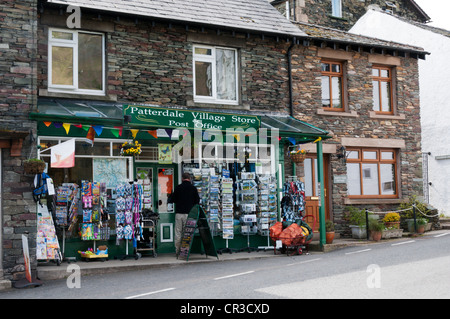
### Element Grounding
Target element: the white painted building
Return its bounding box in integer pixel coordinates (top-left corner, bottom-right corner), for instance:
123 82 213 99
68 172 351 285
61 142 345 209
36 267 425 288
350 8 450 216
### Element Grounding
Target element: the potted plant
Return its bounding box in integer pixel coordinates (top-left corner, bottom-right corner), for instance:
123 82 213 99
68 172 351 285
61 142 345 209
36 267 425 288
369 219 384 242
120 140 142 157
382 212 400 229
417 218 427 234
325 220 335 244
24 158 46 175
289 148 307 163
345 206 367 239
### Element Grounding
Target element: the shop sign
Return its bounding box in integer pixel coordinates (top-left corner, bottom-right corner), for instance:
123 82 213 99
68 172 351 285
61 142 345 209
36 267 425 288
123 105 260 131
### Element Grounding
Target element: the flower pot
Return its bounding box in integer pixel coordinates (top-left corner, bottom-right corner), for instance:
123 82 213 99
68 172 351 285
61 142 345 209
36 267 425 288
371 231 382 242
350 225 366 239
326 231 335 244
289 152 306 163
24 160 46 175
417 225 425 234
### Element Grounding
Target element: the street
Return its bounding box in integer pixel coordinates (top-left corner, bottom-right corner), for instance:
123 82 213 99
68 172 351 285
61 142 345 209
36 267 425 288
1 231 450 301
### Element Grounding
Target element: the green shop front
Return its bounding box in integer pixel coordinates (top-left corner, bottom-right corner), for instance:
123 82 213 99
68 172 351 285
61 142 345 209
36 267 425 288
31 98 330 260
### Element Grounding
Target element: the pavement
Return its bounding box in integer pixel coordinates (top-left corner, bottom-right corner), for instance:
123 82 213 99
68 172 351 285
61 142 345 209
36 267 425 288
0 229 446 290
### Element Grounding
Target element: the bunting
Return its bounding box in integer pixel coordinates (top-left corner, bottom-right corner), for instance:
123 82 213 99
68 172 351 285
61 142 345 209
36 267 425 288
130 129 139 139
62 123 71 134
148 130 158 139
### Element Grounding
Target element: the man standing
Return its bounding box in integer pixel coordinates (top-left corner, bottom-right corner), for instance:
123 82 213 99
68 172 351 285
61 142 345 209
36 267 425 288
170 172 200 256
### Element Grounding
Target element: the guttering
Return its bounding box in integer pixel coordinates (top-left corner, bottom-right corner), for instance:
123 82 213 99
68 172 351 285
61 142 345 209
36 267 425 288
287 36 296 117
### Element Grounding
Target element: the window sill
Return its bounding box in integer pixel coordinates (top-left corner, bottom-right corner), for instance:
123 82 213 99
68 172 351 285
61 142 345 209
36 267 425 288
344 198 402 205
317 109 358 117
40 89 117 102
369 111 405 120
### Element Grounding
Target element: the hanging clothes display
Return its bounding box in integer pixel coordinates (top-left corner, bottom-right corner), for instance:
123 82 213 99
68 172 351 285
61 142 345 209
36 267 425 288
281 180 305 222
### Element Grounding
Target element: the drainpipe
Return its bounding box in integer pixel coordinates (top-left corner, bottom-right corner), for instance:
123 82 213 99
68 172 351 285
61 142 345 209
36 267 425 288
287 37 296 117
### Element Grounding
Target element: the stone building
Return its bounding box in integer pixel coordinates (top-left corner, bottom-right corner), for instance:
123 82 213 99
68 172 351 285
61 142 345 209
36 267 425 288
271 0 430 30
0 0 427 283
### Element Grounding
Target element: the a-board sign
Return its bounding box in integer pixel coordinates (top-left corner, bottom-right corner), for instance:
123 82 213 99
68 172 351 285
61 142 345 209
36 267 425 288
178 205 218 261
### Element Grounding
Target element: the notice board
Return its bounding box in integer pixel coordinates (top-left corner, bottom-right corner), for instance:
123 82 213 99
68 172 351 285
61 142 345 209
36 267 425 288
178 205 218 261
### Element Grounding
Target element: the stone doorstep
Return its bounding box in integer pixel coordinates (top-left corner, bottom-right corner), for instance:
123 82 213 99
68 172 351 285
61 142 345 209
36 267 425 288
0 280 12 291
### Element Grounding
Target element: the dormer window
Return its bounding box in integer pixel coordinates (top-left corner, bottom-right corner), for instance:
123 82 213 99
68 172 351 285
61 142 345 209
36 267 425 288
331 0 342 18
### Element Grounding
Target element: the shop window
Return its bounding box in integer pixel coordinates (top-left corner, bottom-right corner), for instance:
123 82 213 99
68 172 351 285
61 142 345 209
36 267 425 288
39 138 131 188
321 60 344 111
346 148 398 198
193 45 238 105
372 65 394 114
48 28 105 95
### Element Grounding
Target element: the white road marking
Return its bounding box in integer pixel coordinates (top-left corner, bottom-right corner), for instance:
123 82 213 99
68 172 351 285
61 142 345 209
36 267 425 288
286 258 321 266
391 240 415 246
345 248 371 255
125 287 176 299
434 232 450 238
214 271 254 280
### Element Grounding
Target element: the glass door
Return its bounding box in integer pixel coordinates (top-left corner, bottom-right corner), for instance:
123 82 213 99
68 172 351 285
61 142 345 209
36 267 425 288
135 163 177 254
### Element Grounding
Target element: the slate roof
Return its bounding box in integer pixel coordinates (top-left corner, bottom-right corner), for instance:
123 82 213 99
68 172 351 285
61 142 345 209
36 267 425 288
295 21 429 58
46 0 307 37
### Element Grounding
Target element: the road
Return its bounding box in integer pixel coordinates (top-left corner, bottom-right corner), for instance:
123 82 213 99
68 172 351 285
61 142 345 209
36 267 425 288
1 231 450 303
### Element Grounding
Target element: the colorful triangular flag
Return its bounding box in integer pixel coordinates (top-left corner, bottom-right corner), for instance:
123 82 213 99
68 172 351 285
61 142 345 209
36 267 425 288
148 130 158 139
287 137 296 145
92 125 104 136
62 123 71 134
130 129 139 139
43 121 52 127
114 126 123 137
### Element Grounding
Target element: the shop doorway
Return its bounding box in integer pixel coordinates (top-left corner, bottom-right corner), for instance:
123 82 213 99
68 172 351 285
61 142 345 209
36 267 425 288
135 163 178 254
304 155 330 231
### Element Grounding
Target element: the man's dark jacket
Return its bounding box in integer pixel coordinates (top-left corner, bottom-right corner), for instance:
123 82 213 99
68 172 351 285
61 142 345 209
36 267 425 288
169 181 200 214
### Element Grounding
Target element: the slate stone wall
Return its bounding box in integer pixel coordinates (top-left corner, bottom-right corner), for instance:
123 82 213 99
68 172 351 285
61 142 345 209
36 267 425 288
0 0 38 281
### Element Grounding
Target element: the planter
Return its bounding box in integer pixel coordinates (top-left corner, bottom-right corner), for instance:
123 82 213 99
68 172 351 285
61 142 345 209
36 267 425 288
370 231 382 242
350 225 366 239
289 152 306 163
382 228 403 239
405 219 429 233
326 231 335 244
24 160 46 175
384 221 400 229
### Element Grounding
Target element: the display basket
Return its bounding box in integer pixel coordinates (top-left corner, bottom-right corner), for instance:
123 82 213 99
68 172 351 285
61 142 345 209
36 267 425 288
289 152 306 163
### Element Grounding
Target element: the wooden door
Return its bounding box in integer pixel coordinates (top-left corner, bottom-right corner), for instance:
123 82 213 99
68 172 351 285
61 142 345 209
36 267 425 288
303 155 330 232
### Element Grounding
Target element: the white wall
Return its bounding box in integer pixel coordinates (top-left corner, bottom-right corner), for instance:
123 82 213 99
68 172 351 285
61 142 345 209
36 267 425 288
350 9 450 215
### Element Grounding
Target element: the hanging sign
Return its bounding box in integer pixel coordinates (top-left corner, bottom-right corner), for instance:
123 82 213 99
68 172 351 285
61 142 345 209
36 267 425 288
123 105 260 132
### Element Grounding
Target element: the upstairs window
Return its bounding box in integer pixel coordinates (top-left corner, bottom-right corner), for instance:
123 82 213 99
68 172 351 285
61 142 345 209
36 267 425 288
321 60 344 111
193 45 238 105
331 0 342 18
48 28 105 95
372 65 393 114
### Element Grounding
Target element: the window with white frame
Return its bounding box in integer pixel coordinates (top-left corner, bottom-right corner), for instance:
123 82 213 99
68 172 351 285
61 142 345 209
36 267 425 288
331 0 342 18
48 28 105 95
193 45 238 105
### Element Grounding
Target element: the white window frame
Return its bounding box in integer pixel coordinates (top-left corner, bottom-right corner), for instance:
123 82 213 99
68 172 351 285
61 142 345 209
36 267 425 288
48 28 106 96
331 0 342 18
193 45 239 105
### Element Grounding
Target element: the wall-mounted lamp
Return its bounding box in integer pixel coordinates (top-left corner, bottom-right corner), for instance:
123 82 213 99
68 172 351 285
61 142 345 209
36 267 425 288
336 145 347 163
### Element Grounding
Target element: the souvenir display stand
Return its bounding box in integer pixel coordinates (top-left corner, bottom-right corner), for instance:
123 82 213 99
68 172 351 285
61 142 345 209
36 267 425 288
54 183 78 263
114 182 144 260
178 205 218 261
36 202 62 266
77 180 111 261
257 175 278 251
135 209 158 258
